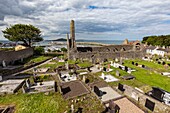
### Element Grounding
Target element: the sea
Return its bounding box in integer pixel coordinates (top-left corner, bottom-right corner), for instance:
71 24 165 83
0 40 134 46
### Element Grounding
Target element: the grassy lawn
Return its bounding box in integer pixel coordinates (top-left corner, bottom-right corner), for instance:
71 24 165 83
40 62 65 71
123 59 170 92
77 62 92 69
99 59 170 92
69 94 105 113
24 56 52 66
0 93 68 113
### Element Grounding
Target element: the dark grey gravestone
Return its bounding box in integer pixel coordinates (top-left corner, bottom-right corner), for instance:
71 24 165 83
145 99 155 111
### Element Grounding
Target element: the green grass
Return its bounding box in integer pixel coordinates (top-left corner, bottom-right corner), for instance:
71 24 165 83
77 62 92 69
123 59 170 92
24 56 51 66
40 62 65 71
0 93 68 113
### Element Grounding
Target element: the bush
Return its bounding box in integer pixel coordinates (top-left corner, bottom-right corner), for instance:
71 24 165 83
61 47 67 52
34 47 44 55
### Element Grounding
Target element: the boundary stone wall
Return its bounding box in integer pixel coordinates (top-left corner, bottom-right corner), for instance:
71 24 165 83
0 48 33 65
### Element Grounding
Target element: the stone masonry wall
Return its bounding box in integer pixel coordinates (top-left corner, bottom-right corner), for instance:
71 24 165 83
0 48 33 65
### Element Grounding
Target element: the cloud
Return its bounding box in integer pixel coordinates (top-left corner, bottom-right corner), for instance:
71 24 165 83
0 0 170 40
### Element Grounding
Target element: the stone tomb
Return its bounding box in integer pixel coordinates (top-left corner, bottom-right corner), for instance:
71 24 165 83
61 80 89 99
60 72 77 82
0 105 15 113
99 73 119 82
22 79 56 94
36 68 49 73
0 79 25 94
98 87 122 103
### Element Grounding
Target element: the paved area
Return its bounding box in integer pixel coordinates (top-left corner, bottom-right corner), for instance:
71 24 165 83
99 87 122 103
114 97 144 113
61 80 89 99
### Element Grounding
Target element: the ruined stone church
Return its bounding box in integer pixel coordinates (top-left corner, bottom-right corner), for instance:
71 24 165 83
67 20 144 63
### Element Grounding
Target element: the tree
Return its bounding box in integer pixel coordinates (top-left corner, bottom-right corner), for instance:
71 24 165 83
2 24 43 47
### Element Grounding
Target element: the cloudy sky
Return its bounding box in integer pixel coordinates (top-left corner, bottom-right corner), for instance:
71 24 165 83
0 0 170 40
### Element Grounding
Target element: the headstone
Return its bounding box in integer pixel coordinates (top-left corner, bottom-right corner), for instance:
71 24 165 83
82 75 86 82
2 60 6 67
132 61 134 65
118 83 125 91
145 99 155 111
26 79 31 88
131 92 139 101
120 57 123 65
125 66 128 72
115 58 119 62
94 86 102 97
66 62 69 70
71 104 74 113
116 70 120 76
0 76 2 81
101 73 105 77
108 64 110 69
110 61 113 65
103 67 106 72
135 63 138 66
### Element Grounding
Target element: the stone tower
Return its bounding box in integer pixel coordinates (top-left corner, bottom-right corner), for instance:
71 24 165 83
70 20 76 49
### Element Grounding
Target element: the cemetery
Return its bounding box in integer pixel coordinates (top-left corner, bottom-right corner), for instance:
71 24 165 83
1 53 170 112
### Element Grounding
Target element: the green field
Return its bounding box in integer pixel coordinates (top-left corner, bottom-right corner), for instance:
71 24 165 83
106 59 170 92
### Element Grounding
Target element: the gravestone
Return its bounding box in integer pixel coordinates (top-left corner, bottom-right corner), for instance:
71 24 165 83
2 60 6 67
26 79 31 88
135 63 138 66
82 76 86 82
65 62 69 70
132 61 134 65
108 64 110 69
142 65 145 68
118 83 125 91
115 58 119 62
131 92 139 101
116 70 120 76
0 76 2 81
145 99 155 111
120 57 123 65
71 104 74 113
125 66 128 72
103 67 106 72
94 86 102 97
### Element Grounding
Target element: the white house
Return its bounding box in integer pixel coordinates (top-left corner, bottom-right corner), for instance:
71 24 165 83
146 46 169 57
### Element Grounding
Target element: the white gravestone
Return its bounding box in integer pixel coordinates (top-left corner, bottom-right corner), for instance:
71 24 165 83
2 60 6 67
0 76 2 81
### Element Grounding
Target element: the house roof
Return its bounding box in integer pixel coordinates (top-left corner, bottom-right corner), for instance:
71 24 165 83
146 46 156 50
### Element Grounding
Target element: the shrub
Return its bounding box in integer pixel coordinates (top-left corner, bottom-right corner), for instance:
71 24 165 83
34 47 44 55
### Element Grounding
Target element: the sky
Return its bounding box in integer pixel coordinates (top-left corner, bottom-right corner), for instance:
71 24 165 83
0 0 170 41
